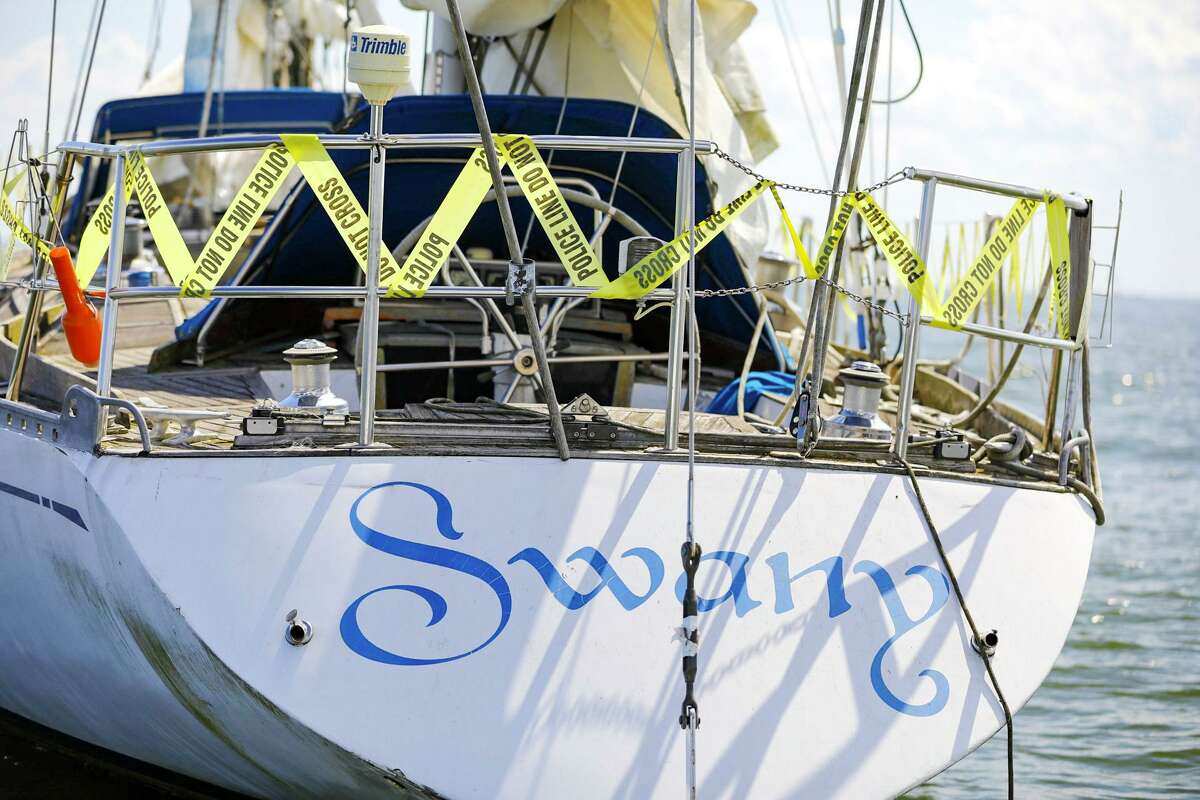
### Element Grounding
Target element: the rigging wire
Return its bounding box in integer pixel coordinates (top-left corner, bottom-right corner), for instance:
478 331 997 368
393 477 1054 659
33 6 58 274
871 0 922 104
784 0 881 447
343 0 354 115
592 11 661 242
785 4 838 153
681 2 701 799
420 11 432 94
882 0 895 209
198 0 228 140
519 7 573 256
543 10 662 352
44 0 57 162
25 153 66 248
870 0 898 359
142 0 165 84
686 0 698 551
825 0 847 115
771 0 830 184
69 0 107 143
63 0 100 143
0 128 19 276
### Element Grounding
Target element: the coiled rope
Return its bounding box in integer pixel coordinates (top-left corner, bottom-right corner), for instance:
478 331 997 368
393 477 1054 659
974 427 1106 526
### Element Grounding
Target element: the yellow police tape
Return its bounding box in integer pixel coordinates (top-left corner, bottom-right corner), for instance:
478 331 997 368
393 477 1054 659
770 185 817 279
0 172 23 280
812 195 855 279
591 180 771 300
799 191 938 313
127 151 194 285
808 190 1071 336
388 134 608 298
73 134 606 299
387 147 492 298
0 169 32 280
0 168 52 262
497 134 606 288
179 144 295 297
77 150 193 287
849 191 941 313
76 148 291 296
776 185 846 321
937 197 1039 329
0 226 15 282
589 183 937 310
280 133 402 297
1045 192 1072 339
65 133 1079 335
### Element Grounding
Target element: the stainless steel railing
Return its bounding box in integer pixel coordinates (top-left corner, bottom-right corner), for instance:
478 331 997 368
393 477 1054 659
57 133 717 159
895 168 1093 464
43 133 706 450
904 167 1089 212
14 131 1093 464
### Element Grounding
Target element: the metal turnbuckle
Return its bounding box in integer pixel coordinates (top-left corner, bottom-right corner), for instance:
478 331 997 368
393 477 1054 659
678 540 702 730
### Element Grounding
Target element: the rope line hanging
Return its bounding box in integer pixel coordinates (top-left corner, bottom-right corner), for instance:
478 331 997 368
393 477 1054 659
897 457 1015 800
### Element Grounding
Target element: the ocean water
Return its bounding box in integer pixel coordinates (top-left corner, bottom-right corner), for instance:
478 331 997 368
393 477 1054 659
1 296 1196 798
909 294 1200 798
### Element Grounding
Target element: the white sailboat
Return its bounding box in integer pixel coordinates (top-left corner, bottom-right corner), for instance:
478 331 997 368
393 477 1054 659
0 1 1111 798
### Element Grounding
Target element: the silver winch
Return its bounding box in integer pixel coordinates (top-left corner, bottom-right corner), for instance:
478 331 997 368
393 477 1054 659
280 339 348 415
824 360 892 441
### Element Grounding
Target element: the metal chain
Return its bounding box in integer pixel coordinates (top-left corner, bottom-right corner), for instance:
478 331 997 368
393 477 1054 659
712 144 908 197
701 143 910 323
695 273 909 325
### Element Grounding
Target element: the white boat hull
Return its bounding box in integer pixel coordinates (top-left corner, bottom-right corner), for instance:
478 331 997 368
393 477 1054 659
0 429 1095 798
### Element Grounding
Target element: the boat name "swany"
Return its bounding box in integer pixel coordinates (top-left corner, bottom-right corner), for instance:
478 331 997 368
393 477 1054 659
339 481 952 718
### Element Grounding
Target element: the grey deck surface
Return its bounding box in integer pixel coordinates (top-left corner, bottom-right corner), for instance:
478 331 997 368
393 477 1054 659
45 346 258 447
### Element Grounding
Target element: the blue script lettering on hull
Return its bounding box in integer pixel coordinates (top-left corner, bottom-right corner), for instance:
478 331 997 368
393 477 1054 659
340 482 511 665
340 482 952 717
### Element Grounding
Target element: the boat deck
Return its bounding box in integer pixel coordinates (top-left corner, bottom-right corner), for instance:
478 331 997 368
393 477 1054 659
11 296 1051 500
39 343 771 454
5 305 1087 507
43 346 257 448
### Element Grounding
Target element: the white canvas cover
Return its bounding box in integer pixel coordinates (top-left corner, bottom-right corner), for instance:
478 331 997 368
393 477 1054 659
406 0 779 285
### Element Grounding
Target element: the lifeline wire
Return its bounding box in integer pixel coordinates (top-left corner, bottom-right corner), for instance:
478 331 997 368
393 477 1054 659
898 458 1015 800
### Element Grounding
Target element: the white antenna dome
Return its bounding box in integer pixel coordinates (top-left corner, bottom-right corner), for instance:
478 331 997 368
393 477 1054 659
347 25 411 105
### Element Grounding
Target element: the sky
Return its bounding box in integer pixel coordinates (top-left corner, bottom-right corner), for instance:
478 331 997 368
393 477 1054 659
0 0 1191 300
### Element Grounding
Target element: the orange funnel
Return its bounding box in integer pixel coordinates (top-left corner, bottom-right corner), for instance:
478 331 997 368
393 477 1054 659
49 246 102 368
